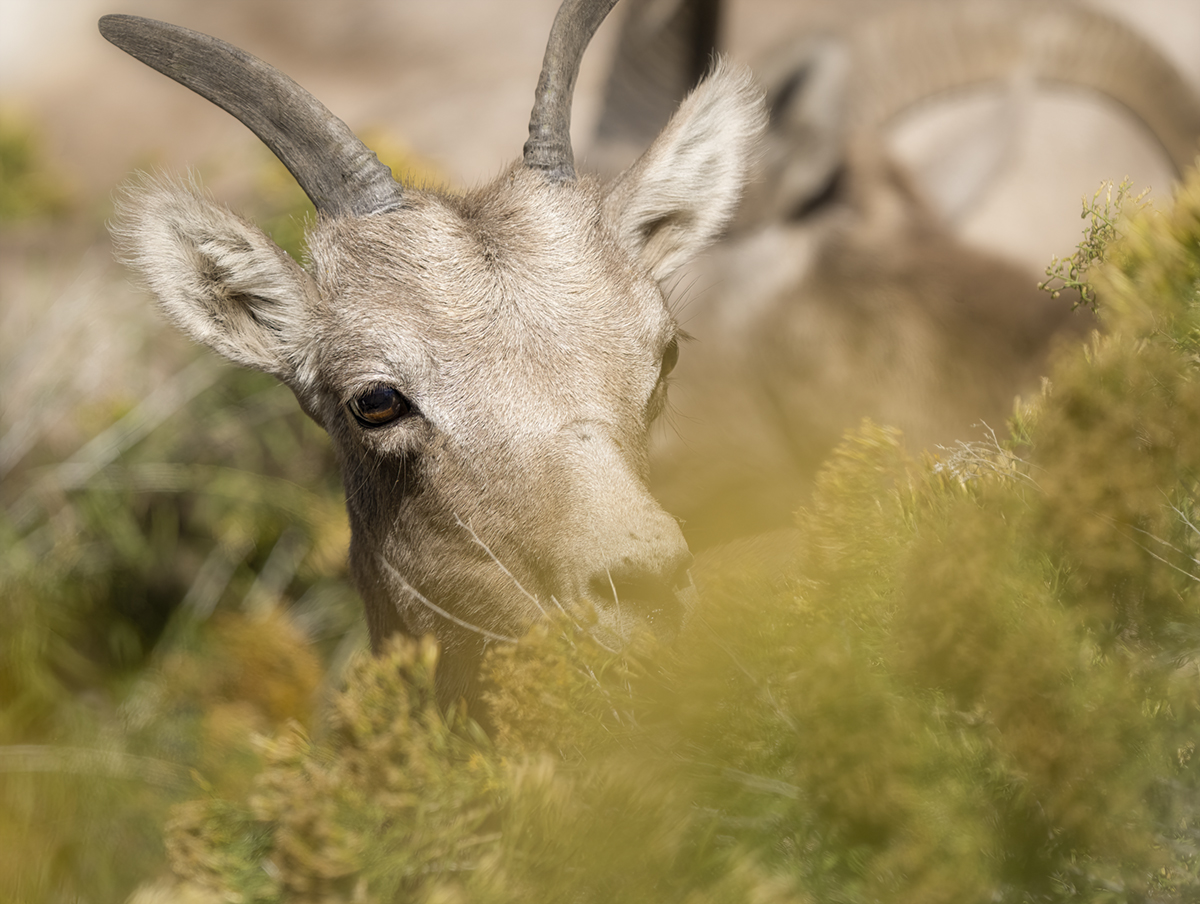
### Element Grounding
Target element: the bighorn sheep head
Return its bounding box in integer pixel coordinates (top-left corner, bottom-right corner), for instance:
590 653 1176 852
102 0 766 706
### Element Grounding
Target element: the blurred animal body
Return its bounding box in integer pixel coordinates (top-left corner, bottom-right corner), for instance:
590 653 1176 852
592 0 1200 547
102 0 766 705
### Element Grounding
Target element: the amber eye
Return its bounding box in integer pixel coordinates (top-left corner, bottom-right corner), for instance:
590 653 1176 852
348 386 411 427
659 337 680 380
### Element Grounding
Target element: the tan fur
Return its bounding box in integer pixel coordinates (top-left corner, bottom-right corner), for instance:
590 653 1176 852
114 63 767 706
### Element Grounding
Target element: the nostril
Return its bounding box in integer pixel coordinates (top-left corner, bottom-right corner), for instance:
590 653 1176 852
587 564 688 634
669 557 694 593
588 571 665 610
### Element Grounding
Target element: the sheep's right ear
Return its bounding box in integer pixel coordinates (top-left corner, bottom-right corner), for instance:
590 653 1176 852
113 177 317 387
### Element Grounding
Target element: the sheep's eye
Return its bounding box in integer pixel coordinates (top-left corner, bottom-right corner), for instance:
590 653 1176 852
659 337 680 380
349 386 411 427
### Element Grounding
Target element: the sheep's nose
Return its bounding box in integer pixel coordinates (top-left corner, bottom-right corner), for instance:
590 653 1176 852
587 550 695 639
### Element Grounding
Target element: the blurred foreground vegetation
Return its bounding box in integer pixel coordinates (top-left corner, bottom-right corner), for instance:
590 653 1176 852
4 154 1200 901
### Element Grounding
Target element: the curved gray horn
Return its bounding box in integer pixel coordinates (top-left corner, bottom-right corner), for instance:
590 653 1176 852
98 14 404 217
849 1 1200 175
524 0 621 181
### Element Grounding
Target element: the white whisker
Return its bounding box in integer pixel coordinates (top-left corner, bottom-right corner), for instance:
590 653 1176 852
454 514 548 617
606 567 624 638
588 634 622 655
550 594 620 654
378 554 518 643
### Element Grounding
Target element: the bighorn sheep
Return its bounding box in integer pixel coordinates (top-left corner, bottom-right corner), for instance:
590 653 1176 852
102 0 766 705
591 0 1200 548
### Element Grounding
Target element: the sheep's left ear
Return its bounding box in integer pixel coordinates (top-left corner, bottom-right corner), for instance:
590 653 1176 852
603 59 767 281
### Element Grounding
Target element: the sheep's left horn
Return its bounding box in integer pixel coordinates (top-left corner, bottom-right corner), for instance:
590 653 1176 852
99 14 404 217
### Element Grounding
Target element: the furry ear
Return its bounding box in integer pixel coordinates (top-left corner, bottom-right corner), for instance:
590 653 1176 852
745 36 850 225
603 59 767 281
113 176 317 386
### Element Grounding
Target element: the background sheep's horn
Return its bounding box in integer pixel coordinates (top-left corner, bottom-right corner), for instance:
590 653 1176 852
847 1 1200 174
99 14 404 217
523 0 620 181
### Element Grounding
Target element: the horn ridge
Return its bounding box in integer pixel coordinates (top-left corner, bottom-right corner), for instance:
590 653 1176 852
98 14 404 217
524 0 621 181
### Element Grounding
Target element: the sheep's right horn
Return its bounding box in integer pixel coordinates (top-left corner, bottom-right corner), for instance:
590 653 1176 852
524 0 621 182
99 14 404 217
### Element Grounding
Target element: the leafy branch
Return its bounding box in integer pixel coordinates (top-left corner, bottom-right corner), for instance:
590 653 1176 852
1039 178 1149 311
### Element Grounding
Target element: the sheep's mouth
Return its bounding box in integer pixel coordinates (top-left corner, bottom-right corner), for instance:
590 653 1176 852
586 562 696 644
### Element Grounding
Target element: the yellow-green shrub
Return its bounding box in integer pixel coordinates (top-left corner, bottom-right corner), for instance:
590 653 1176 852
140 165 1200 902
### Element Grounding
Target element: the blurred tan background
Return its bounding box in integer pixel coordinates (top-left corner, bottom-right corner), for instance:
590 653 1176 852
1 0 1197 194
2 0 1199 497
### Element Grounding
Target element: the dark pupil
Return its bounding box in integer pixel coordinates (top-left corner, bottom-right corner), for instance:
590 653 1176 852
350 387 409 426
660 339 679 379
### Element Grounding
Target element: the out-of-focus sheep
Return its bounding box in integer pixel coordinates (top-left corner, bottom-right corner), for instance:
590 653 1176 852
590 0 1200 548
